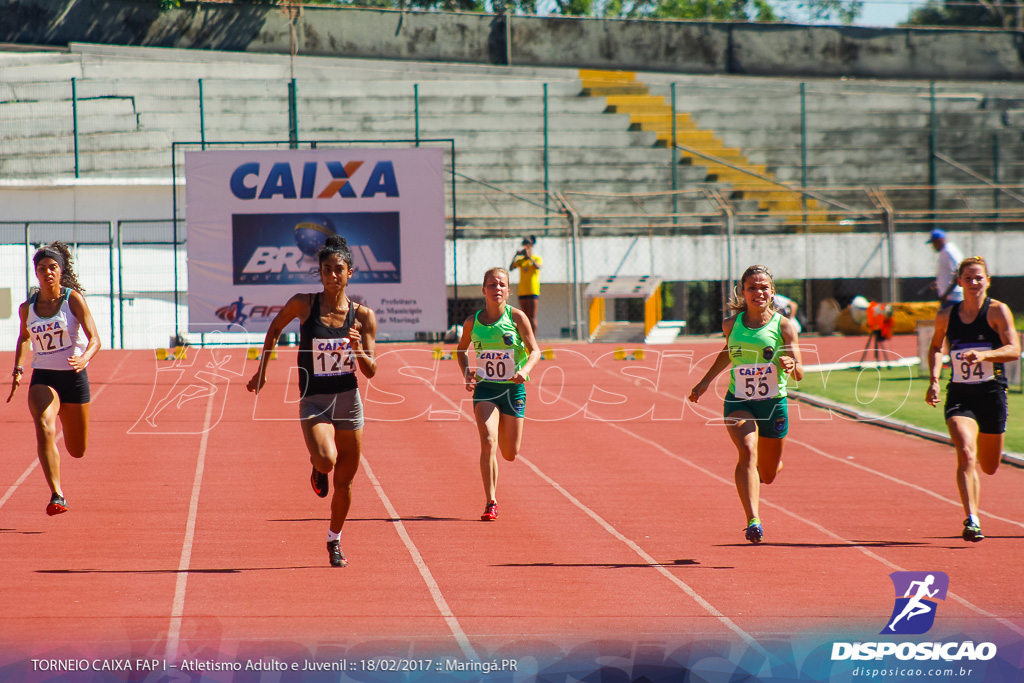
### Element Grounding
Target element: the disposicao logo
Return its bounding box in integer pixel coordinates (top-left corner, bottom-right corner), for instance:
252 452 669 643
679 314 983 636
883 571 948 635
830 571 997 663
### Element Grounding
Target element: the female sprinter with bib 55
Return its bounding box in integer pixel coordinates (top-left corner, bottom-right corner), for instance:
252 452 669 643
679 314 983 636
247 235 378 567
925 256 1019 542
8 242 101 516
456 267 540 521
688 265 802 544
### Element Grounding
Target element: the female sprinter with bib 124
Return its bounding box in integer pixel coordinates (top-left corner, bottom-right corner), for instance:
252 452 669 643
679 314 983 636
247 235 377 567
8 242 101 516
456 267 540 521
688 265 802 544
925 256 1019 542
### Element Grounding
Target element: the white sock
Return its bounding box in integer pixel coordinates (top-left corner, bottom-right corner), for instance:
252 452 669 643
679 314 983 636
327 530 341 543
968 514 980 527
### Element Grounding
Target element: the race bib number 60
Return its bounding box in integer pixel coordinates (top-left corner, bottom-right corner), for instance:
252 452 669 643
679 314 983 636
476 350 515 381
313 338 356 377
951 347 994 384
734 363 779 400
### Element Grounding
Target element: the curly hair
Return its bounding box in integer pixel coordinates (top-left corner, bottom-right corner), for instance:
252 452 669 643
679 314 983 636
33 241 85 293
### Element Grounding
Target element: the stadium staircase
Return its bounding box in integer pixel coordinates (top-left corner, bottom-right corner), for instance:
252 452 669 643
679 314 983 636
579 69 837 232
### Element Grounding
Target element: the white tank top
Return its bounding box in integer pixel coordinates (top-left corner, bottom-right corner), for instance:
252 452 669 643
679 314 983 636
27 289 89 371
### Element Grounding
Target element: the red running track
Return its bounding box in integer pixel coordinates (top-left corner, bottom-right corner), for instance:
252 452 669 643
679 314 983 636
1 336 1022 679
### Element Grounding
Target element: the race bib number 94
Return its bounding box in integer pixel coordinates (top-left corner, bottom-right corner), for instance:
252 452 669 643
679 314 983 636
313 338 356 377
476 350 515 381
951 347 994 384
734 363 779 400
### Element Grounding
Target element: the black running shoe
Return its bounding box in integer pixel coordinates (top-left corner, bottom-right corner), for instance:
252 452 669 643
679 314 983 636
327 540 348 567
46 493 68 516
310 466 329 498
962 518 984 542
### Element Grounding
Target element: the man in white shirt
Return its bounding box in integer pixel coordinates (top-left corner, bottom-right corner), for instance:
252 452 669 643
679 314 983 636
928 229 963 310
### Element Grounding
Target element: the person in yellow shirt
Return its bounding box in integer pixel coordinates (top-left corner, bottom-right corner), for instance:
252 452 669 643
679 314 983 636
509 236 542 336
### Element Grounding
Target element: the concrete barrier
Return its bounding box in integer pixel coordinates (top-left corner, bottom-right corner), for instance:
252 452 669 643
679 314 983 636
4 0 1024 81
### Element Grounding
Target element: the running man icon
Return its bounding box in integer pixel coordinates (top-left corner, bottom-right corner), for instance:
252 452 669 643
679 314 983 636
883 571 949 635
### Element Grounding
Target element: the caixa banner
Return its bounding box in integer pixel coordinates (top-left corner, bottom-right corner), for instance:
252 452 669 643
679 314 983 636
185 148 446 338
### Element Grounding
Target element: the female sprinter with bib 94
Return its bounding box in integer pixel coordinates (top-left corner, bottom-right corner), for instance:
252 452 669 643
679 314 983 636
8 242 101 516
456 267 540 521
925 256 1019 542
247 235 378 567
688 265 802 544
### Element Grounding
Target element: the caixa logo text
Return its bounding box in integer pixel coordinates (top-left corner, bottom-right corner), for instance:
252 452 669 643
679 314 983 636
831 642 996 662
230 161 398 199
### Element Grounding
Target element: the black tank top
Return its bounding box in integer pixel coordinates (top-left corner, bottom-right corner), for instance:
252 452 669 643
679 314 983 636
945 297 1007 388
298 293 359 396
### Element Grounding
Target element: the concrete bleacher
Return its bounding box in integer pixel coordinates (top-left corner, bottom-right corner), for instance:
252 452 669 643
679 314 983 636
3 43 1024 224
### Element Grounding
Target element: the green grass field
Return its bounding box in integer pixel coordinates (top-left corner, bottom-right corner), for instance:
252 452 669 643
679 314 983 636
794 366 1024 454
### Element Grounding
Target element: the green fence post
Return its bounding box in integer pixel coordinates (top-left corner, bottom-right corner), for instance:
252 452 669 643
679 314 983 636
108 221 115 348
414 83 420 147
288 79 298 148
198 78 206 150
800 83 807 193
929 82 937 216
671 82 678 227
543 83 549 227
117 221 124 349
72 78 80 178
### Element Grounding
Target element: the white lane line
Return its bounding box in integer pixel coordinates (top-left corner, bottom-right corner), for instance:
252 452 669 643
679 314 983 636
597 356 1023 528
164 389 216 662
361 458 479 662
414 364 770 659
611 365 1024 638
605 409 1024 638
789 437 1024 530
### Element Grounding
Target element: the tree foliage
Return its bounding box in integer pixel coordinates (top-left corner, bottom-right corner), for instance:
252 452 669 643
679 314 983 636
905 0 1022 28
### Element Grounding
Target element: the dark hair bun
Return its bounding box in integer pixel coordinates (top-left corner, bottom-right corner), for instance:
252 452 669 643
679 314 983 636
325 235 348 249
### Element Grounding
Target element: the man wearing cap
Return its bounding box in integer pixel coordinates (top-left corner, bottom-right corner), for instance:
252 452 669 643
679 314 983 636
928 229 964 309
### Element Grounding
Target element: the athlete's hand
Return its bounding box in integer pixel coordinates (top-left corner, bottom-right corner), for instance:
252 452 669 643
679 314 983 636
349 323 362 350
925 379 941 407
67 355 88 373
958 349 984 365
247 372 266 395
6 376 20 403
688 381 709 403
464 370 478 392
778 354 796 374
511 370 528 384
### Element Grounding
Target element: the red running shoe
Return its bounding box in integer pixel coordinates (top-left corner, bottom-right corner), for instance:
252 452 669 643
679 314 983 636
480 500 498 521
46 493 68 516
310 466 329 498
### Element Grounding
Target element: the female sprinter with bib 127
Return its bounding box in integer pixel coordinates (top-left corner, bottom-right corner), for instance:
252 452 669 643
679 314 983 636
925 256 1019 542
247 235 378 567
456 267 540 521
688 265 802 544
8 242 101 516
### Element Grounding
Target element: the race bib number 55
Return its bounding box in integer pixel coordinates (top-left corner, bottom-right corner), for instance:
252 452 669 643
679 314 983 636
476 350 515 381
313 338 356 377
951 347 994 384
734 363 779 400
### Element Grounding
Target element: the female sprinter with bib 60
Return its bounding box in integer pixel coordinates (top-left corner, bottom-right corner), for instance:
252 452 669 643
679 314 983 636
456 267 540 521
8 242 101 516
687 265 803 544
925 256 1019 542
247 235 378 567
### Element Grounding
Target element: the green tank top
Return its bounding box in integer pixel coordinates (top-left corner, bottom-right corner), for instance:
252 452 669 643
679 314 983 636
471 306 528 384
727 311 787 399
